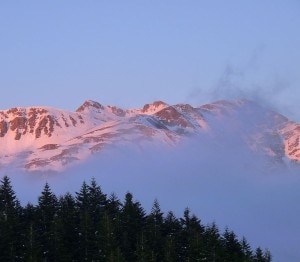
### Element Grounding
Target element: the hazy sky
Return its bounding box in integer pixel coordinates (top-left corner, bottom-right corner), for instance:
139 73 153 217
1 1 299 120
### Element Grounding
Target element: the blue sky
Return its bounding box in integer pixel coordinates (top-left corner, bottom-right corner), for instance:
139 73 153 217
1 1 299 120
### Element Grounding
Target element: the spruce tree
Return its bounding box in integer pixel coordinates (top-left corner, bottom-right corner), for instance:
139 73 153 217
145 199 164 261
0 176 273 262
179 208 205 261
22 203 39 262
254 247 264 261
222 228 243 262
203 222 223 261
101 193 124 261
0 175 21 261
163 211 181 261
120 192 146 261
87 177 108 261
36 182 58 262
75 181 93 261
88 177 107 224
56 193 78 261
254 247 272 262
179 208 191 260
187 214 205 261
263 249 272 262
241 236 253 261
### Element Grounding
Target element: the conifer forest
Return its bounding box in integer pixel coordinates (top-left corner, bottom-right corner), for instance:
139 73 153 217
0 176 272 262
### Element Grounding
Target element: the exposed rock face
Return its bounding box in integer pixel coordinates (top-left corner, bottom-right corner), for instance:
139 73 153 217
1 109 60 140
142 101 167 113
280 123 300 161
0 99 299 172
107 106 126 117
76 100 104 113
156 107 188 127
0 120 8 137
39 144 59 150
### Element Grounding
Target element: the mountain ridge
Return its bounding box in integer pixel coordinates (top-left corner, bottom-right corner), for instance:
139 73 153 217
0 99 299 172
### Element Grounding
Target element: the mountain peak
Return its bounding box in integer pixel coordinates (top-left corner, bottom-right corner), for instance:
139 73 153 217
0 98 299 171
76 100 104 113
141 100 168 114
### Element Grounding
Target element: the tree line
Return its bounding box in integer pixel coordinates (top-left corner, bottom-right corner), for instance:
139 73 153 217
0 175 271 261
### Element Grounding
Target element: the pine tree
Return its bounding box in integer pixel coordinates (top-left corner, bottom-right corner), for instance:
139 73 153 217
179 208 205 261
162 211 181 261
254 247 264 261
179 208 191 260
0 177 273 262
75 181 93 261
22 203 39 262
36 182 58 262
222 228 243 262
56 193 78 261
188 214 205 261
101 193 124 261
263 249 272 262
120 192 146 261
241 236 253 261
145 199 164 261
203 222 223 261
88 177 107 223
254 247 272 262
0 175 21 261
87 177 108 261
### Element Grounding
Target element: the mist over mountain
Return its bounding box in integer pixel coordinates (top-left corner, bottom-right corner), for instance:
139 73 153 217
1 98 300 261
0 98 299 171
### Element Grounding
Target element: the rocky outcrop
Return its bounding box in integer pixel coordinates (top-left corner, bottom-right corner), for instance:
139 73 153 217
0 99 299 172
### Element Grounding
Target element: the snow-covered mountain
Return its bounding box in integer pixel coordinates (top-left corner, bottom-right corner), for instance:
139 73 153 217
0 99 299 171
2 99 300 262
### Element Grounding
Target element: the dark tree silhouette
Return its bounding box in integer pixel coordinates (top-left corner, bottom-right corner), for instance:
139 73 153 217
0 175 272 262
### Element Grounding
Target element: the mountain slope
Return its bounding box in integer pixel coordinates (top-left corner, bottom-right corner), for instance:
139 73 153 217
0 99 299 171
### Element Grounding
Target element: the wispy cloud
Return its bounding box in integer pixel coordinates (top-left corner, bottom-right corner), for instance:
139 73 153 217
186 46 299 121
